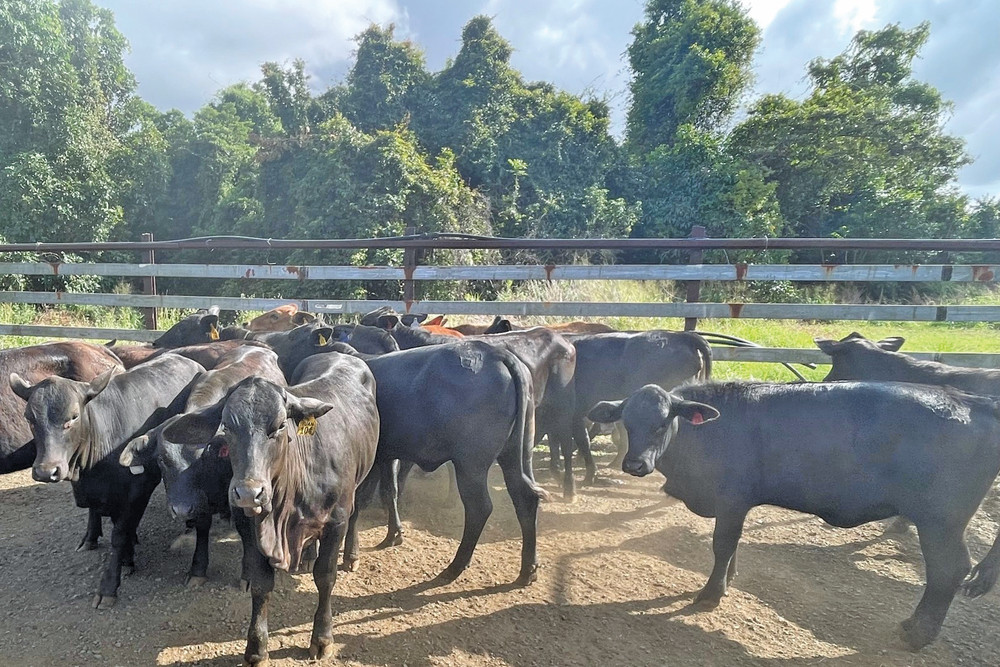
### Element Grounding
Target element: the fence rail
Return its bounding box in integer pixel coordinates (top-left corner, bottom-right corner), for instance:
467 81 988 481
2 233 1000 368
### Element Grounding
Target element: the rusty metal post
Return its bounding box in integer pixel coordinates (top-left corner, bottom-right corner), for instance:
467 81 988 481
140 232 157 330
402 226 416 312
684 225 706 331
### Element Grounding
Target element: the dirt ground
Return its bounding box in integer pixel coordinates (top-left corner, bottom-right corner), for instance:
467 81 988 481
2 442 1000 667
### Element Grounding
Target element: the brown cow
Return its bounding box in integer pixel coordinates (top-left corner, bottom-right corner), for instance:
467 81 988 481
244 304 317 332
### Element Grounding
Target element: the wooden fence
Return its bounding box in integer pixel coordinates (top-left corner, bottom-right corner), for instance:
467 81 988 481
1 231 999 368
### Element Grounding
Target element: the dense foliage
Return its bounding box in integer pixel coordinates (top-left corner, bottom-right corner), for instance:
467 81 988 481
0 0 992 299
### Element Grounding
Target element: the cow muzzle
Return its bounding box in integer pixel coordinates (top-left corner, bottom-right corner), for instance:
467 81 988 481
622 457 654 477
32 462 68 483
231 481 269 517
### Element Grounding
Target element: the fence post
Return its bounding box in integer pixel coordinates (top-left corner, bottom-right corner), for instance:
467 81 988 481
140 232 157 330
684 225 706 331
402 226 416 312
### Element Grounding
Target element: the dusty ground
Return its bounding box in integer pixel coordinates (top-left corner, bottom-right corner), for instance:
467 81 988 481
2 442 1000 667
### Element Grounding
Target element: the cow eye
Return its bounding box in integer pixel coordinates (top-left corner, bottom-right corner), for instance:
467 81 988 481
63 414 79 429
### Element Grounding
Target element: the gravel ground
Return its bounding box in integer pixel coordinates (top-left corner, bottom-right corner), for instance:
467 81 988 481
1 443 999 666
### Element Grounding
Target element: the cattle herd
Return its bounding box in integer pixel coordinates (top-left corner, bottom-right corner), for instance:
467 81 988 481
1 304 999 663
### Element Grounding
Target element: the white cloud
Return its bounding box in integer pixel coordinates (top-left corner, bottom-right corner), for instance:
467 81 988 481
741 0 795 29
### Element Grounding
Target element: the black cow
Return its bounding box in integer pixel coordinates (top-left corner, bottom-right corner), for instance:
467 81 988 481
359 341 546 585
0 342 122 475
11 354 203 608
161 353 379 665
386 323 580 497
119 346 286 586
558 330 712 495
332 323 401 355
589 380 1000 650
219 321 337 379
817 332 1000 392
817 331 1000 535
109 306 225 368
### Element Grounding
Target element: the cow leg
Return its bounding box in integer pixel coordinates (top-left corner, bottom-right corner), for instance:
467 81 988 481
236 515 275 666
727 547 738 584
901 523 971 650
497 447 540 586
884 516 912 534
78 507 103 551
186 513 213 587
435 464 493 584
965 525 1000 598
93 513 137 610
375 459 404 549
695 508 747 607
341 502 363 572
559 432 577 500
572 419 597 487
296 541 318 574
309 521 346 661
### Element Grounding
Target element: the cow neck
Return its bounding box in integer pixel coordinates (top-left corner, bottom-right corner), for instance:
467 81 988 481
71 382 135 471
256 420 311 571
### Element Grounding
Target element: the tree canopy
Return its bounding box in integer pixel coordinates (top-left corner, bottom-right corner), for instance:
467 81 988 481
0 0 991 301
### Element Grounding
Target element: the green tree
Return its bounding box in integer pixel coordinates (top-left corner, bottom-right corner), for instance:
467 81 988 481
626 0 759 153
730 23 970 249
341 24 430 134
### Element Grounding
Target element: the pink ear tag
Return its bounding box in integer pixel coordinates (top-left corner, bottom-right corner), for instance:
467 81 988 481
690 412 704 425
218 444 229 458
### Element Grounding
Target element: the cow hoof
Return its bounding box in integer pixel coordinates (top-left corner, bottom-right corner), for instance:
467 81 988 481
238 579 251 593
515 567 538 587
242 657 268 667
375 533 403 550
185 575 208 588
339 558 360 572
693 588 724 609
92 594 117 610
309 638 334 660
900 616 938 651
76 540 99 552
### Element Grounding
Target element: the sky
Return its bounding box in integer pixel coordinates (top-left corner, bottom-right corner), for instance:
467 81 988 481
97 0 1000 198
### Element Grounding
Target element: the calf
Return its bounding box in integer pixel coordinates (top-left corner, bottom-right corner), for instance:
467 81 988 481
161 353 378 665
558 330 712 495
109 306 225 368
119 346 286 586
11 354 203 608
817 331 1000 533
360 341 546 584
0 342 122 474
589 380 1000 650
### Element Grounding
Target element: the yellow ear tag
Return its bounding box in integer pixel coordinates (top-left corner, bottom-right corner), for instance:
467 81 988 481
296 415 318 436
209 323 220 341
317 333 328 346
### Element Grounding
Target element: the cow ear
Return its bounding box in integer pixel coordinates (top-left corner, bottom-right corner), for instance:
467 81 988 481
814 338 841 355
9 372 33 401
877 337 904 352
673 400 719 425
426 315 444 326
203 435 229 459
119 434 156 470
292 311 316 325
588 400 624 424
313 326 333 347
201 313 220 340
286 393 335 420
842 331 866 342
497 319 513 332
85 369 116 399
376 314 399 331
207 306 220 316
161 403 225 445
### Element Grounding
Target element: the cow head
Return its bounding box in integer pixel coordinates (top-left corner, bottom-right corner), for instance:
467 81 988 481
153 307 221 348
814 332 906 381
11 369 117 482
588 384 718 477
243 304 317 332
120 419 229 521
483 316 513 334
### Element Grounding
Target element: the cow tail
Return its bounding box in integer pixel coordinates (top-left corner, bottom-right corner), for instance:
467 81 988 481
689 332 713 381
498 349 550 503
966 528 1000 598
